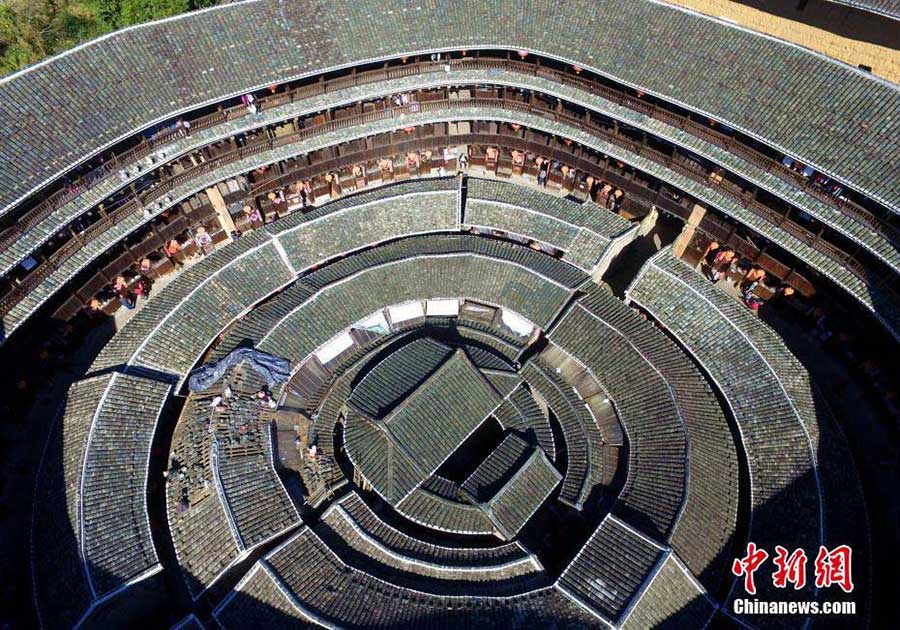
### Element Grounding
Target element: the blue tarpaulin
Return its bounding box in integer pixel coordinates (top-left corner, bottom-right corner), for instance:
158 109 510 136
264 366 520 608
188 347 291 392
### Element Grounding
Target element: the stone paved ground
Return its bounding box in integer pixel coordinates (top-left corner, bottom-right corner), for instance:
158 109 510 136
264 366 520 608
665 0 900 83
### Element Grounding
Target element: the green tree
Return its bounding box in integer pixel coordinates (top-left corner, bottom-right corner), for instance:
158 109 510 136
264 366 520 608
98 0 191 28
1 0 224 75
0 0 69 74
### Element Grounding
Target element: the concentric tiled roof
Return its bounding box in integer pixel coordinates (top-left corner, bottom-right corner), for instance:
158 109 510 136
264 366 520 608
557 514 667 624
626 248 829 620
348 337 453 417
27 164 873 627
462 433 533 502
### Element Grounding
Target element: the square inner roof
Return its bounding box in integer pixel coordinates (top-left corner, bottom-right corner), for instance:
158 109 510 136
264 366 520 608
383 349 502 478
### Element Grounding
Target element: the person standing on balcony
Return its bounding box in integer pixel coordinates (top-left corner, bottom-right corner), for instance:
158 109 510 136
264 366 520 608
113 275 135 310
194 227 214 255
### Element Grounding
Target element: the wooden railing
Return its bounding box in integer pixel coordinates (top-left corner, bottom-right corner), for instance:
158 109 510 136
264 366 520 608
4 56 896 257
3 90 898 322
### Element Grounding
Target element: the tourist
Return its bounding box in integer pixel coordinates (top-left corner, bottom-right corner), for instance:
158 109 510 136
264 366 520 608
537 158 550 186
175 117 191 136
194 227 214 255
241 93 257 114
133 275 151 300
243 204 263 228
607 189 624 212
256 389 278 409
597 183 612 204
353 164 366 189
166 239 184 267
291 184 304 209
707 248 735 282
701 240 720 263
113 275 135 310
744 294 763 312
741 267 766 294
767 284 796 309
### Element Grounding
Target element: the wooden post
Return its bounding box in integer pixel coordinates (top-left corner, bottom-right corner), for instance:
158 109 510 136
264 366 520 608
204 186 237 241
672 202 707 258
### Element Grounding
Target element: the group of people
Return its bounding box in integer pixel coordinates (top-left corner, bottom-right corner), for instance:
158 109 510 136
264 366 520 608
269 180 314 210
533 157 569 190
701 242 737 282
208 385 278 415
89 222 228 316
174 117 192 136
242 203 263 228
390 92 418 110
783 156 844 198
87 140 632 320
256 388 278 409
586 177 626 212
91 268 153 313
700 240 795 312
165 226 216 263
532 157 627 211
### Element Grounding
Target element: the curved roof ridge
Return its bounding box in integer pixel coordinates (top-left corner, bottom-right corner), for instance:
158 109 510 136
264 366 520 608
0 0 898 219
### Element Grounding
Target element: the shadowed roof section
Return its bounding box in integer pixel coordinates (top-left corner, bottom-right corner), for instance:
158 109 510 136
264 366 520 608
557 513 667 624
481 448 561 540
348 337 453 418
343 408 424 505
0 0 898 217
825 0 900 19
461 432 533 502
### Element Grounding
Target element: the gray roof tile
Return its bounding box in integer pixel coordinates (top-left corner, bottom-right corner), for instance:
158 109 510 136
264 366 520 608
2 0 898 216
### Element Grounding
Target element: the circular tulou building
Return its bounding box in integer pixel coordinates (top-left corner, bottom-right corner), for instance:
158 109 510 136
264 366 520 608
3 1 898 628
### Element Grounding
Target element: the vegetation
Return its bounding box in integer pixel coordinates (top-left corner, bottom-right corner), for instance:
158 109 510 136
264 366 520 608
0 0 225 76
